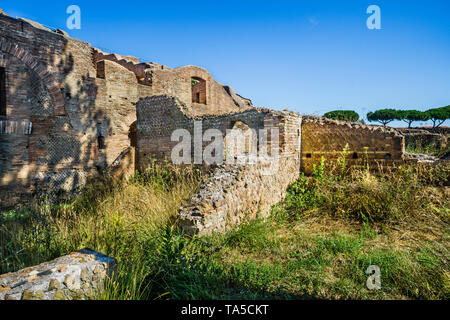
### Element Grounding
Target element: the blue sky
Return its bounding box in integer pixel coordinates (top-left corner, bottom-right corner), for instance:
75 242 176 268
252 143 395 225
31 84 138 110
2 0 450 127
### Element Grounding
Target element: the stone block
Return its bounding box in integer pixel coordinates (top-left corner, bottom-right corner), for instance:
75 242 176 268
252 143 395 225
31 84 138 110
0 249 117 300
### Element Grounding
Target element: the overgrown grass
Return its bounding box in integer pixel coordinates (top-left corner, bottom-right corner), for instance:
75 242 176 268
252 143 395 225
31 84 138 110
0 162 203 299
139 160 448 300
1 159 449 300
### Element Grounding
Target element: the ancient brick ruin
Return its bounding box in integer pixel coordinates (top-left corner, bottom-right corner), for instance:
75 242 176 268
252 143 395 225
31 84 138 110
137 96 303 234
0 13 251 207
0 13 406 234
136 96 405 234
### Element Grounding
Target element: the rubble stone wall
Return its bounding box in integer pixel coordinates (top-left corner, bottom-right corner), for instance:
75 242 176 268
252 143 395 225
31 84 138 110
0 249 116 300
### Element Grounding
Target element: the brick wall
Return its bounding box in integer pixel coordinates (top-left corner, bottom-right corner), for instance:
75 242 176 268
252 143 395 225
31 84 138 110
136 95 267 169
0 15 143 206
301 117 405 174
0 249 116 300
136 95 302 234
0 14 254 207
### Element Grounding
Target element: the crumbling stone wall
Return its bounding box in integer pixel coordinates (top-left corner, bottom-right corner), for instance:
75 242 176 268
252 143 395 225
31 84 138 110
137 95 302 234
0 249 116 300
301 117 405 174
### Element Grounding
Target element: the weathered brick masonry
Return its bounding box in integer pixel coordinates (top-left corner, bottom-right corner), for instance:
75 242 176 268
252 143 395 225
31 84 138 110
0 9 411 297
0 14 251 207
136 96 303 234
136 95 266 169
0 13 405 235
301 117 405 174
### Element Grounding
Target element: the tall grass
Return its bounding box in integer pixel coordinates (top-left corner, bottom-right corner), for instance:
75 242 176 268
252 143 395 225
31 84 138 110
0 162 203 299
146 158 449 300
158 158 448 300
1 157 449 300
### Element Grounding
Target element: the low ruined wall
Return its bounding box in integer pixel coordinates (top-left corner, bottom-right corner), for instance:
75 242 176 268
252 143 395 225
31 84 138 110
179 159 300 235
176 110 302 235
137 95 302 235
301 117 405 174
397 128 447 151
0 249 116 300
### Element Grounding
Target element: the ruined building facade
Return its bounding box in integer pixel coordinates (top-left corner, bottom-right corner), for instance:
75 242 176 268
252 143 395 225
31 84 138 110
0 14 405 234
0 14 251 207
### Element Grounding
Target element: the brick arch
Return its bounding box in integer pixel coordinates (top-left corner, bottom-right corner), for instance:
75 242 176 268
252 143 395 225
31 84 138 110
0 37 66 115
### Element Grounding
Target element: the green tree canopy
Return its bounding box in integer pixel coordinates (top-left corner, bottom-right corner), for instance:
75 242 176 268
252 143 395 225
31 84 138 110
367 109 398 127
324 110 360 122
397 110 430 128
427 106 450 128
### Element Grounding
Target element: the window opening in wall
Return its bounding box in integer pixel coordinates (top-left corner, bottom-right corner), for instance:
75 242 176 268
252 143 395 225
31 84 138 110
191 77 206 104
306 153 312 158
0 67 6 116
353 152 358 159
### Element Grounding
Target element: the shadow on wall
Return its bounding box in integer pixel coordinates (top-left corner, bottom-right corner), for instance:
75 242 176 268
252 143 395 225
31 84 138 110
0 33 112 208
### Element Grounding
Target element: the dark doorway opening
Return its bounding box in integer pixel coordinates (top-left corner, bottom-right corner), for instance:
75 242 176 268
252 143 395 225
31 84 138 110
0 67 6 116
98 135 106 150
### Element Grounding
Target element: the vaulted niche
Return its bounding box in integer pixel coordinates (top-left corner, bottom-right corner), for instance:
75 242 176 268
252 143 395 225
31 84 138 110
191 77 206 104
